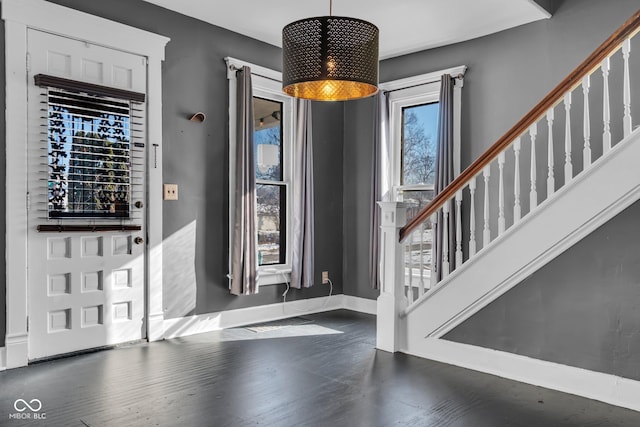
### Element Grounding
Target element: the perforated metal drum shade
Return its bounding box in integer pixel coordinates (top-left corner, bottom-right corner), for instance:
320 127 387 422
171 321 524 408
282 16 379 101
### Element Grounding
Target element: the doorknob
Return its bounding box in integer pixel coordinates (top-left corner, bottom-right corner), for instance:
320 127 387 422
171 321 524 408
134 236 144 245
134 201 144 209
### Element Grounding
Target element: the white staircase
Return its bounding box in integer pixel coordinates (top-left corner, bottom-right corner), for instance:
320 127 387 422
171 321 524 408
376 9 640 412
404 127 640 349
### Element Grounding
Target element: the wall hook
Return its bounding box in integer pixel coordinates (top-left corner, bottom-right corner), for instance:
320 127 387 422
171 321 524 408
190 112 206 122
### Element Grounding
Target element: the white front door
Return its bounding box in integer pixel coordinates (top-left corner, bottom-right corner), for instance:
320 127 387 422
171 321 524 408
26 29 148 360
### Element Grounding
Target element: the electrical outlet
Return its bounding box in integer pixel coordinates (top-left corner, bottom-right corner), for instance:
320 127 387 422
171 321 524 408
163 184 178 200
322 271 329 284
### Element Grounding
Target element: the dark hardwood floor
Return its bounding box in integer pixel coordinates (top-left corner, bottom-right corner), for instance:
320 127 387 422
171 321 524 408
2 310 640 426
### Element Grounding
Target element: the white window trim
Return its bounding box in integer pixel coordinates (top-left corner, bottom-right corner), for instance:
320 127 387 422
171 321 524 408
381 65 466 201
2 0 169 368
225 57 294 286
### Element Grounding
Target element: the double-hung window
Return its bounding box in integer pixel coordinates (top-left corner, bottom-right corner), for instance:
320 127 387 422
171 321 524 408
227 57 294 285
382 66 465 283
254 96 287 266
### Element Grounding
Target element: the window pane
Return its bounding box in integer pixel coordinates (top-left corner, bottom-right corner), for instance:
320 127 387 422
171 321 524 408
402 102 439 186
257 183 286 266
254 97 283 181
402 189 434 281
402 189 435 223
47 90 132 218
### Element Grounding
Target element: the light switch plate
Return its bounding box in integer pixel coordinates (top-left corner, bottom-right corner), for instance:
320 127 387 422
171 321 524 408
163 184 178 200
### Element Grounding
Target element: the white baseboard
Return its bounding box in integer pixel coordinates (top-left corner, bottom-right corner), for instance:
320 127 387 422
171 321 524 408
342 295 377 315
147 313 166 342
0 347 6 371
162 294 376 340
5 333 28 369
407 337 640 412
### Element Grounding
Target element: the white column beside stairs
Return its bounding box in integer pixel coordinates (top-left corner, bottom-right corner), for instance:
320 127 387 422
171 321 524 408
376 202 408 353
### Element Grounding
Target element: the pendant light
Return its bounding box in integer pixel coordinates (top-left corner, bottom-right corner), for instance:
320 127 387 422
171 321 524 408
282 0 379 101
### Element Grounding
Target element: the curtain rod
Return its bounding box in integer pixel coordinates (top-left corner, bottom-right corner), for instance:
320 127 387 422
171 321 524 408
382 73 464 95
228 64 282 84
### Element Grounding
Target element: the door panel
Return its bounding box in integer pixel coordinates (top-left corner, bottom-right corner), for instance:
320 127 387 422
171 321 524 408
27 30 147 360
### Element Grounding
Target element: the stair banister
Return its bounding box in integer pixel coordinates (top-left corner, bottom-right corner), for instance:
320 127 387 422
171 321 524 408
399 9 640 243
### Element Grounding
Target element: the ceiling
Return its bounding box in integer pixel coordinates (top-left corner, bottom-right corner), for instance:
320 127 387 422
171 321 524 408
142 0 550 59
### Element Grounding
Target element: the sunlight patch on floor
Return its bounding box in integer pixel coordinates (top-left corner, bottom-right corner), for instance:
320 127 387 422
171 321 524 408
213 324 343 342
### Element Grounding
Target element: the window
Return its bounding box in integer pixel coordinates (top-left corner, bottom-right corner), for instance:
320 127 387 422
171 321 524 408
254 97 286 266
381 66 465 283
47 89 134 218
34 73 146 222
227 57 294 285
400 102 439 219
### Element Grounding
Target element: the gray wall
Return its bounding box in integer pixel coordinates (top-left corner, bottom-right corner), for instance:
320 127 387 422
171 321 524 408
533 0 559 15
0 0 344 334
445 200 640 381
343 97 379 299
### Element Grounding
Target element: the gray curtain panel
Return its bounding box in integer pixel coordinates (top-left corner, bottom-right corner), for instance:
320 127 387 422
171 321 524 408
290 99 315 289
230 66 259 295
370 91 390 289
433 75 456 283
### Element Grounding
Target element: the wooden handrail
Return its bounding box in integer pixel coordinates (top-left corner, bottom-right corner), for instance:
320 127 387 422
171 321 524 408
399 9 640 242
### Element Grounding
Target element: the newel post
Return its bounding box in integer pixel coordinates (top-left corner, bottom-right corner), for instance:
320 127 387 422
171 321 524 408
376 201 408 353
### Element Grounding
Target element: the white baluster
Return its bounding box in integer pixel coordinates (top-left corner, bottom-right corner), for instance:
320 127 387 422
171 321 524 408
498 152 506 235
564 93 573 184
418 223 424 298
546 109 555 197
442 202 450 278
513 137 522 222
583 75 591 167
483 166 491 247
469 177 477 257
455 190 463 268
530 123 538 210
430 212 438 289
406 237 414 304
623 38 632 138
602 57 611 153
